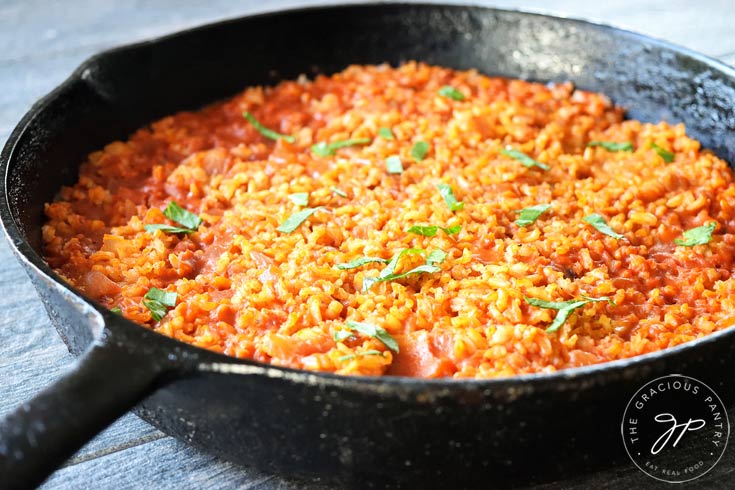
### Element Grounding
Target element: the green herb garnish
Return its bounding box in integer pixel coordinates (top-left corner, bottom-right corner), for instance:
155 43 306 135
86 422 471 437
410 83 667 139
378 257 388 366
144 224 196 235
288 192 309 206
338 350 385 362
331 187 348 198
346 320 399 352
675 222 716 247
363 265 442 292
144 287 177 306
406 224 461 237
243 111 295 143
143 301 168 322
334 330 353 342
311 138 371 157
362 248 445 291
650 142 675 163
336 257 390 270
438 85 465 101
145 201 203 235
376 248 425 277
386 156 404 174
378 127 395 140
587 141 634 152
110 306 122 315
277 207 324 233
583 213 624 239
501 148 550 171
525 295 615 333
437 183 464 211
163 202 202 230
411 141 430 162
142 287 177 321
515 204 551 227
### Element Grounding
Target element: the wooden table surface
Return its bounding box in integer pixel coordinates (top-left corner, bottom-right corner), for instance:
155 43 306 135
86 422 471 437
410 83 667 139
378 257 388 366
2 1 735 488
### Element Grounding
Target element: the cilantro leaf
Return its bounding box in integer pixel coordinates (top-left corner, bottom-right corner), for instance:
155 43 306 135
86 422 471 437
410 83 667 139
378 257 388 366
583 213 624 239
406 224 461 237
675 222 716 247
288 192 309 206
378 248 425 279
525 295 614 333
311 138 371 157
438 85 465 101
425 249 448 265
361 248 444 291
501 148 550 171
142 300 168 322
378 127 395 140
142 287 178 321
437 183 464 211
243 111 296 143
411 141 430 162
346 320 399 352
144 287 177 307
163 202 202 230
277 207 324 233
386 155 404 174
338 350 385 362
336 257 390 270
514 204 551 227
650 142 674 163
334 330 353 342
331 187 348 198
587 141 634 152
144 224 196 235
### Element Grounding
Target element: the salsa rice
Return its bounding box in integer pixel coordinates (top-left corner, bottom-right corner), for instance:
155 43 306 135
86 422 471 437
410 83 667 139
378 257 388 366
43 62 735 378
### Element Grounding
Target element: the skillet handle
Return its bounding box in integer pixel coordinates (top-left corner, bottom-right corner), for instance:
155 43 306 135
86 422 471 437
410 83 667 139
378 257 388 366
0 331 162 490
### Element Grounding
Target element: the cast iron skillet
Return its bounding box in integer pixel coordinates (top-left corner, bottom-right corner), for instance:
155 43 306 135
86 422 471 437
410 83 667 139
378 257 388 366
2 3 735 489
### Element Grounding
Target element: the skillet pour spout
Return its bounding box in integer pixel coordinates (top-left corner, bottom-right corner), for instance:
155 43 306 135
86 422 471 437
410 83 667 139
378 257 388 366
3 4 735 489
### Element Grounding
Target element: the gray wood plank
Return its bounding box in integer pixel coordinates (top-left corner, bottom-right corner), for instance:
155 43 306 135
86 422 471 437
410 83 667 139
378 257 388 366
0 237 161 458
40 436 331 490
0 51 91 142
489 0 735 57
0 0 732 64
0 0 333 63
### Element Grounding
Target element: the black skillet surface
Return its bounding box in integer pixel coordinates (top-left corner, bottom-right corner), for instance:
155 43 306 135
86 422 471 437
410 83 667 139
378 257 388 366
2 3 735 489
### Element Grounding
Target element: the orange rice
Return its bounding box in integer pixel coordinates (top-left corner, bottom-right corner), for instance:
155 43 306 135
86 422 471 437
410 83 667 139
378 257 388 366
42 62 735 378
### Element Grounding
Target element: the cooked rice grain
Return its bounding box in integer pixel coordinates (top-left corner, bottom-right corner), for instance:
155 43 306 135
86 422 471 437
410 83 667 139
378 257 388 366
43 62 735 378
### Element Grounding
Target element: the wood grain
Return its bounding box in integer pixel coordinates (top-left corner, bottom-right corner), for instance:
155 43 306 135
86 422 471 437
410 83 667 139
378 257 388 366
0 1 733 488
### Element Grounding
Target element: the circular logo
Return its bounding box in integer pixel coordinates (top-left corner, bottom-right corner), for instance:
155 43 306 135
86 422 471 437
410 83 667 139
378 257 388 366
621 374 729 483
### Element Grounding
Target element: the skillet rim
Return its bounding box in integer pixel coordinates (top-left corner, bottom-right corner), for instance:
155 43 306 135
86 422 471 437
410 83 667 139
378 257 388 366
3 1 735 392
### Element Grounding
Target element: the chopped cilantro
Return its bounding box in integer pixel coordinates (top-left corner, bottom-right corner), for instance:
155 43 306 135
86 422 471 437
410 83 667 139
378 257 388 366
675 222 716 247
437 183 464 211
243 111 296 143
501 148 550 171
587 141 634 152
515 204 551 227
525 295 615 332
346 320 399 352
411 141 430 162
312 138 371 157
277 207 324 233
583 213 624 239
288 192 309 206
438 85 465 101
